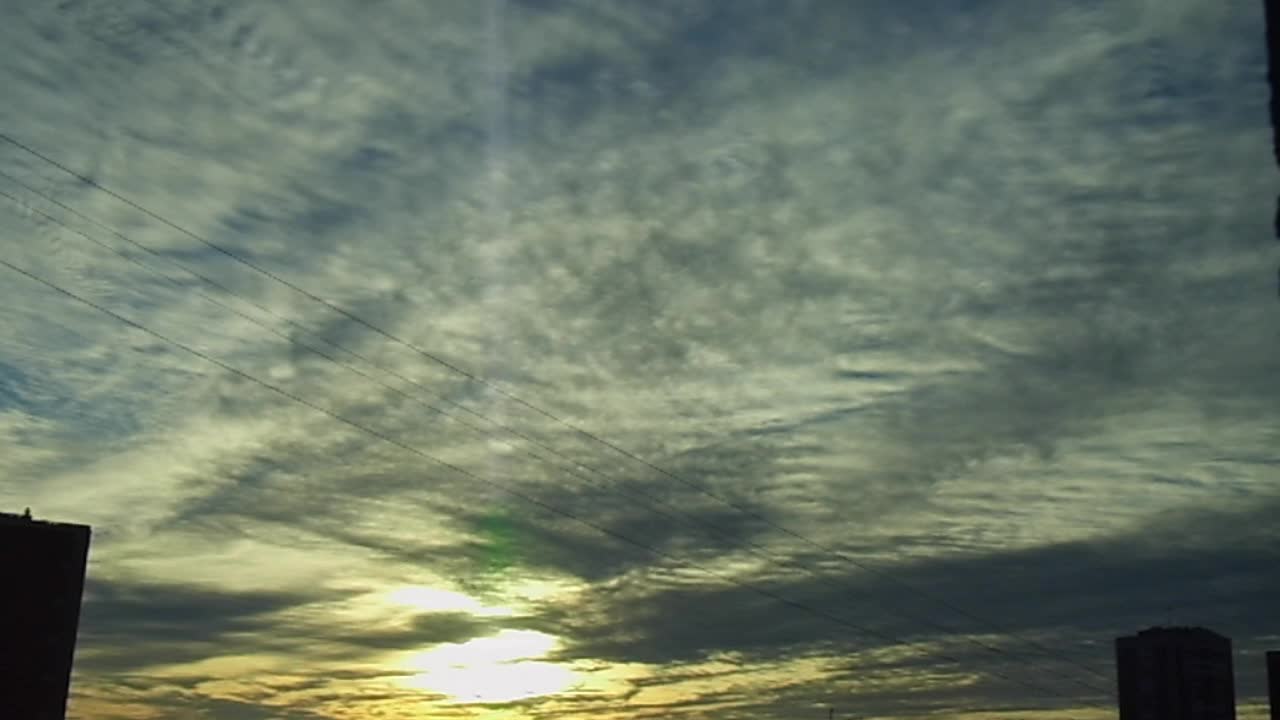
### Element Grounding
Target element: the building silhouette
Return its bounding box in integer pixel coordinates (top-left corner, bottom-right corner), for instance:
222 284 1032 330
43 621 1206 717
0 510 92 720
1268 650 1279 720
1115 626 1237 720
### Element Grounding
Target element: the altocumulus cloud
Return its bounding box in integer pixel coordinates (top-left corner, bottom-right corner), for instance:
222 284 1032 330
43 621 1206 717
0 0 1276 718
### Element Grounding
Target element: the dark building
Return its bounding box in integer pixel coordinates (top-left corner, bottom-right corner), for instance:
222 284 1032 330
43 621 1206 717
1115 626 1237 720
1268 651 1279 720
0 510 92 720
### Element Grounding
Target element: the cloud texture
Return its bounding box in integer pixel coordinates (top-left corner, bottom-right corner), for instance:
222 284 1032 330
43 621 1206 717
1 1 1276 718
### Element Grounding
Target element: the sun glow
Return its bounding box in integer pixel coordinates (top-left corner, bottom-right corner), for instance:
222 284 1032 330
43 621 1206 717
398 629 577 703
384 585 515 617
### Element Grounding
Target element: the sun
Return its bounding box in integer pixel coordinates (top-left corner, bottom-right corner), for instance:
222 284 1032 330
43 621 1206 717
397 629 578 704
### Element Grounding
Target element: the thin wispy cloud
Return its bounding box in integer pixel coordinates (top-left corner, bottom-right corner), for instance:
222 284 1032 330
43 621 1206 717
1 1 1276 718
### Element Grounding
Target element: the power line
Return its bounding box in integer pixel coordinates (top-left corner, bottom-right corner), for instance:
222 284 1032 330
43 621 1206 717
0 131 1112 686
0 167 646 497
0 174 1111 698
0 251 1108 716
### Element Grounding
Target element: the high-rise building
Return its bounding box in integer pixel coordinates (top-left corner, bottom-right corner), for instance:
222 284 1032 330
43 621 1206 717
0 510 92 720
1115 626 1237 720
1267 650 1279 720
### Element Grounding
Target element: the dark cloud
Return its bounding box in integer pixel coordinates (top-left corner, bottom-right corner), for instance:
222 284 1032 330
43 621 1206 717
325 612 494 654
536 496 1279 711
77 578 328 672
78 575 504 682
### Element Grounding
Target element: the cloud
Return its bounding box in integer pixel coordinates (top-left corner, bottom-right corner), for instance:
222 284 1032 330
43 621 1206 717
523 495 1280 715
76 578 328 673
0 0 1274 718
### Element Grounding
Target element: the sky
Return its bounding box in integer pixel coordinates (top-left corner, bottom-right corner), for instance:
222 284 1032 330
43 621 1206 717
1 0 1277 718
